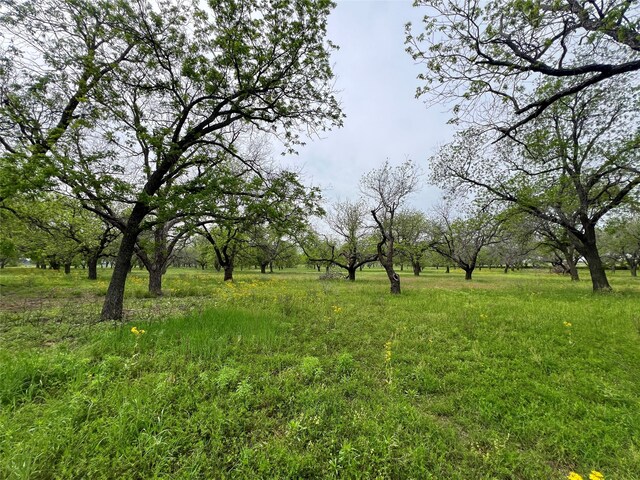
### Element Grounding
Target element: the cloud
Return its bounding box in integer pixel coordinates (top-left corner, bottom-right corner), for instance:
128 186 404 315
278 0 453 212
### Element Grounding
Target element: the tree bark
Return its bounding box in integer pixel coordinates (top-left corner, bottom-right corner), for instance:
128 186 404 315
464 269 473 280
412 262 421 276
101 208 146 320
88 256 98 280
566 256 580 281
260 262 268 274
223 264 234 281
445 265 450 273
503 264 509 274
630 263 637 277
64 262 71 274
387 269 401 294
579 234 611 291
347 266 356 281
148 267 163 296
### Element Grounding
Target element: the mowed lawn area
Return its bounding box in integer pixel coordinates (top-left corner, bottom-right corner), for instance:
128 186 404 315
0 267 638 479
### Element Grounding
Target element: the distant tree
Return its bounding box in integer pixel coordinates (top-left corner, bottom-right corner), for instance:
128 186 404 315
602 215 640 277
488 214 538 273
361 160 421 294
134 218 191 295
3 194 118 277
431 202 505 281
406 0 640 133
430 80 640 291
299 199 378 281
394 209 437 276
535 220 582 281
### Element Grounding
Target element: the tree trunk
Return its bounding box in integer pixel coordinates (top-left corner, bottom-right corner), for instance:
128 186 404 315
223 264 234 281
347 267 356 281
388 270 400 294
64 262 71 274
445 265 450 273
631 263 637 277
260 262 267 274
381 262 400 294
412 263 421 276
566 257 580 281
579 235 611 291
101 225 141 321
464 268 473 280
148 268 163 296
88 256 98 280
503 264 509 274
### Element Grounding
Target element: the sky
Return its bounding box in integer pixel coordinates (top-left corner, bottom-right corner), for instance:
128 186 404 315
280 0 455 212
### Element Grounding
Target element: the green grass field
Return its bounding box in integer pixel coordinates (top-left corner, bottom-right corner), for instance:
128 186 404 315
1 267 639 479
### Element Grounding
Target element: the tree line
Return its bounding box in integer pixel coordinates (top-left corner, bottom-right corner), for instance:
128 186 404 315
1 0 639 319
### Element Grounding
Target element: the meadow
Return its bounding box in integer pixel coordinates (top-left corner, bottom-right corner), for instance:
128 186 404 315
0 266 639 479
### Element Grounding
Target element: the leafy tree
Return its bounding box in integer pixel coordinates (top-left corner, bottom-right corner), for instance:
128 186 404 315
394 209 437 276
134 218 191 295
535 220 582 281
2 193 117 276
406 0 640 133
197 160 322 281
35 0 342 319
487 214 538 273
0 0 142 200
602 214 640 277
0 209 20 267
430 80 640 291
361 160 421 294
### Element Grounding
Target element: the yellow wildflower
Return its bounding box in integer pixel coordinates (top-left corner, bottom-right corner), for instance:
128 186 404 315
131 326 146 336
564 321 572 327
384 341 392 364
589 471 604 480
567 472 583 480
332 305 342 314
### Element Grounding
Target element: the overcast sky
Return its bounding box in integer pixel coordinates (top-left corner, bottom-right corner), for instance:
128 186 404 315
281 0 455 212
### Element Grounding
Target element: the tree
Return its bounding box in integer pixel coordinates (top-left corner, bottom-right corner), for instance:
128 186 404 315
488 214 538 273
2 193 118 277
535 220 582 281
299 199 378 281
430 80 640 291
406 0 640 133
36 0 342 320
134 218 191 295
431 202 504 281
0 0 142 200
394 209 436 276
602 215 640 277
197 161 322 281
361 160 421 294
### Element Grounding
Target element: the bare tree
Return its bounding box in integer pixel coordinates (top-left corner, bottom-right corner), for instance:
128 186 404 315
431 202 504 281
299 199 377 281
361 160 421 294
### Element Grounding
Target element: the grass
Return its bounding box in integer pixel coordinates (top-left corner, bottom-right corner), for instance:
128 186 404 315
0 266 639 479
